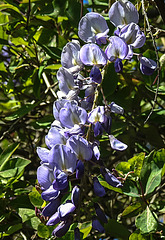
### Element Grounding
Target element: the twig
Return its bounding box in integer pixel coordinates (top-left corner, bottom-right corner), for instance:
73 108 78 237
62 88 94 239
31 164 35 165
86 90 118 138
141 0 161 124
80 0 83 19
42 72 57 98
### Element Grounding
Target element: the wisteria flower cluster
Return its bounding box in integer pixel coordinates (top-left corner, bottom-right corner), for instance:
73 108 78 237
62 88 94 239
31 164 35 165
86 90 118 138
36 0 157 238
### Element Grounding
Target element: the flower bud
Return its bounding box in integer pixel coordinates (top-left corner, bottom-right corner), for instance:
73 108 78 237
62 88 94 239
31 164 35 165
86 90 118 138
94 203 108 224
92 216 105 233
100 167 123 188
93 176 106 197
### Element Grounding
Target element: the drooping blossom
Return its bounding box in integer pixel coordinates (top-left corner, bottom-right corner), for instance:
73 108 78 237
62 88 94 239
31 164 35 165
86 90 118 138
66 135 92 161
105 36 128 62
109 0 139 27
78 12 109 44
59 100 87 129
61 41 83 70
93 176 106 197
114 23 146 49
139 56 157 75
109 135 128 151
100 167 123 188
92 216 105 233
80 43 107 67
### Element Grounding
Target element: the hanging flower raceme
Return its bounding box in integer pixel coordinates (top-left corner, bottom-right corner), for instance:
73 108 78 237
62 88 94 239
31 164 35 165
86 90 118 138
35 0 158 238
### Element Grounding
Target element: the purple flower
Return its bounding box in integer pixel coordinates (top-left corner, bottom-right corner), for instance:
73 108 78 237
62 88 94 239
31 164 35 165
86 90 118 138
114 58 123 73
100 167 123 188
94 203 108 224
76 160 84 179
115 23 146 49
45 126 67 149
99 115 111 135
139 56 157 75
105 36 128 62
109 135 128 151
61 41 83 69
92 216 105 233
49 144 77 173
57 67 76 95
37 164 54 190
58 202 76 220
53 99 69 121
78 12 109 44
53 169 69 190
88 106 106 137
71 185 80 207
93 176 106 197
92 143 100 160
109 0 139 27
37 147 50 164
88 106 105 123
80 43 107 67
109 102 124 115
42 198 61 217
90 65 102 84
52 218 72 237
41 185 60 201
74 227 81 240
59 100 87 128
47 211 61 226
66 135 92 161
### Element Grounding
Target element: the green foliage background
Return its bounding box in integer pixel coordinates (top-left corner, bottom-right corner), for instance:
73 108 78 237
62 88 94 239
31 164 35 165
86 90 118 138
0 0 165 239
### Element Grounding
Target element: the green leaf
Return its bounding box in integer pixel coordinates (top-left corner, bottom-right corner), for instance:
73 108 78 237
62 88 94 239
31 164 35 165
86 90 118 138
37 223 50 238
122 202 142 218
27 216 41 230
104 219 130 239
129 231 148 240
0 157 30 179
99 180 123 193
29 188 44 208
140 149 165 195
116 162 131 174
0 4 25 21
45 64 62 70
0 157 31 172
58 230 75 239
128 153 145 177
18 208 35 223
37 43 61 59
80 222 92 239
135 206 158 234
145 161 162 195
102 63 119 98
122 179 140 198
66 0 81 27
5 102 40 121
0 143 19 170
4 223 22 236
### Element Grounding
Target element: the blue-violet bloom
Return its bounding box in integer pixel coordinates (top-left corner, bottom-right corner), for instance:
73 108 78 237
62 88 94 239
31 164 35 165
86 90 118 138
109 0 139 27
78 12 109 44
80 43 107 67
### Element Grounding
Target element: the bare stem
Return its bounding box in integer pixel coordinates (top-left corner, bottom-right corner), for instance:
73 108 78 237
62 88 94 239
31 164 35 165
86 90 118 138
141 0 161 124
42 72 57 99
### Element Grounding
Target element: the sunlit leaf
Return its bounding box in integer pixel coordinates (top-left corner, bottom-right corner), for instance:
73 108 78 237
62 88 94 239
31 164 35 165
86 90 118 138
136 206 158 234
